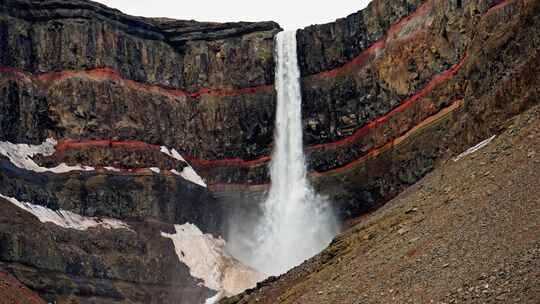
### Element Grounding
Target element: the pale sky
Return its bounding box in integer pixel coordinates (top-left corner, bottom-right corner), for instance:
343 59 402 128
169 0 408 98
94 0 372 30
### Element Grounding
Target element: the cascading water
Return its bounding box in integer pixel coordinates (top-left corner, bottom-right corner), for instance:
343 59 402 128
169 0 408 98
229 31 339 276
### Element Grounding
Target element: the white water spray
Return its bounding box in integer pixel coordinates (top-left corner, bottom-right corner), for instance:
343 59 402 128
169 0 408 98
230 31 339 276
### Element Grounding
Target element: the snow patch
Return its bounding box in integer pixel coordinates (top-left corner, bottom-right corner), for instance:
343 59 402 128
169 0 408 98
204 291 225 304
0 138 94 173
453 135 496 161
161 146 207 187
0 139 205 187
0 193 129 231
160 146 186 162
104 166 121 172
161 223 264 303
171 168 207 187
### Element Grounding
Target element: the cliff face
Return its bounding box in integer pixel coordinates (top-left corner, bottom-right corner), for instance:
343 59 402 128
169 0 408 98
0 0 279 160
222 103 540 304
1 0 539 303
212 0 540 219
298 0 540 216
0 198 215 303
0 0 279 302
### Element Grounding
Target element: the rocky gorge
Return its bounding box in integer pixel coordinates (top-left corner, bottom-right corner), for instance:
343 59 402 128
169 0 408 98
0 0 538 303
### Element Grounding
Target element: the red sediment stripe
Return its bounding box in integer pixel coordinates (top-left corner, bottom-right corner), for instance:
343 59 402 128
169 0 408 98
1 66 273 100
207 99 464 189
52 139 270 168
141 0 516 177
185 155 271 168
0 272 47 304
314 41 385 79
307 54 467 152
50 51 467 169
307 0 511 81
0 66 27 77
0 67 34 85
3 1 513 174
313 99 464 177
386 0 433 38
37 68 185 99
309 0 433 80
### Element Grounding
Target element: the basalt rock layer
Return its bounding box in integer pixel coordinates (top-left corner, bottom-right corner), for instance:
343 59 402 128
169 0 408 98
211 0 540 219
0 0 279 160
0 0 279 302
1 0 539 302
0 197 215 304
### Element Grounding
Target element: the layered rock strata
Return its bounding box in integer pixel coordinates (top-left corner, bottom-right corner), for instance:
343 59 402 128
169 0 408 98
0 0 280 160
0 0 280 302
1 0 539 302
0 196 215 303
212 0 540 219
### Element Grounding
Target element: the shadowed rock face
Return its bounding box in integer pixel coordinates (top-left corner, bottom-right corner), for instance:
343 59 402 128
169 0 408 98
297 0 540 217
0 197 215 304
0 0 279 91
0 157 221 232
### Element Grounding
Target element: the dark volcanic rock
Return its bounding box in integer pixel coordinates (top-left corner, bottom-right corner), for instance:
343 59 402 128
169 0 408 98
0 0 280 90
0 0 279 161
1 0 540 303
0 1 277 301
212 0 540 220
0 197 214 303
297 0 425 76
304 0 540 218
0 157 222 234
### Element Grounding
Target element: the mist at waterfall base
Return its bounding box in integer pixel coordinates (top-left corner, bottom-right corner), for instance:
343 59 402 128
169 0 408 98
227 31 340 277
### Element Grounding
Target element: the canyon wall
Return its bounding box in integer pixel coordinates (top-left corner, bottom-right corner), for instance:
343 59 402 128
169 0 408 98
300 0 540 216
1 0 539 302
213 0 540 219
0 0 278 302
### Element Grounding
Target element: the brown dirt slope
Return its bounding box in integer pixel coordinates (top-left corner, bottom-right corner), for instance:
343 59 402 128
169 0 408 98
0 272 46 304
224 104 540 304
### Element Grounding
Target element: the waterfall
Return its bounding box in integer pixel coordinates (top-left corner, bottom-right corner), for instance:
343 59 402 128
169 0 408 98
230 31 339 276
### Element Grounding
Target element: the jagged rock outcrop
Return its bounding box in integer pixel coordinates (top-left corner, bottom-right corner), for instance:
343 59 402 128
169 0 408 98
301 0 540 216
221 103 540 304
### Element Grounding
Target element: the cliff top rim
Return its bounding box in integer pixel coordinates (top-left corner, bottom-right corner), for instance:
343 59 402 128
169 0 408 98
2 0 282 35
